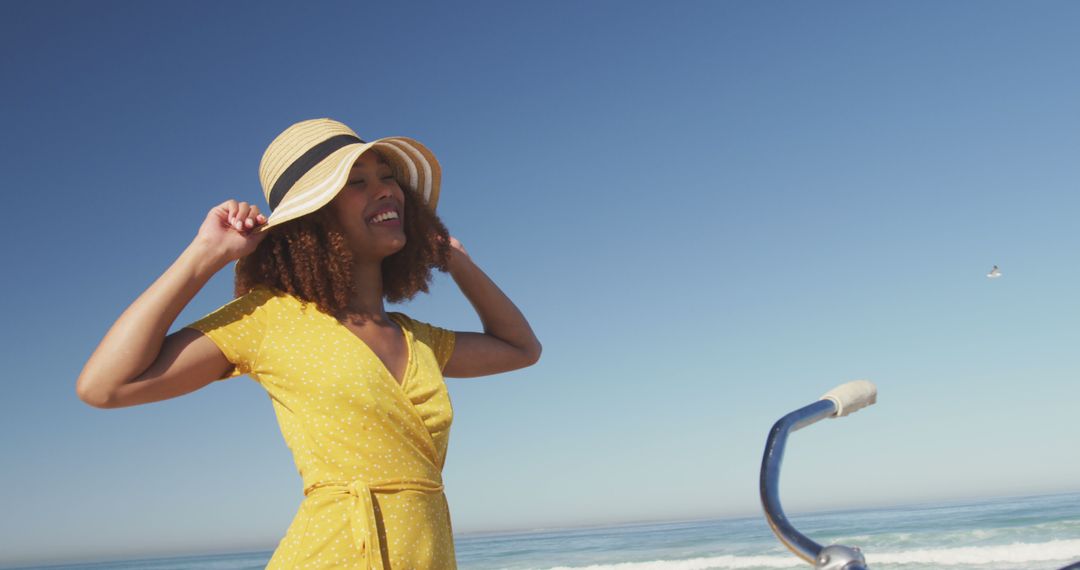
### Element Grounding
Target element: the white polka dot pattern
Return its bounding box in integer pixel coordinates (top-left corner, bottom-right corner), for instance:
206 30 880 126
184 285 459 569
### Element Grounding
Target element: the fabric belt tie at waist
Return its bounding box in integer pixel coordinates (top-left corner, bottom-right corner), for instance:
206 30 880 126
304 477 445 570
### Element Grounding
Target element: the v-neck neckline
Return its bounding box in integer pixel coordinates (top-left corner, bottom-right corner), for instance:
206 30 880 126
329 311 414 390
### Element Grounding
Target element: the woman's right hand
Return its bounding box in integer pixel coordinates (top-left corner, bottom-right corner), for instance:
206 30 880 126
194 200 270 264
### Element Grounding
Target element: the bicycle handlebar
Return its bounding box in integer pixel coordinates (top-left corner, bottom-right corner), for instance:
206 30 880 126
759 380 1079 570
759 380 877 569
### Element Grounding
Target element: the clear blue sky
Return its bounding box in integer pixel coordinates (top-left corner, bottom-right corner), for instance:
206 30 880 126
2 0 1079 566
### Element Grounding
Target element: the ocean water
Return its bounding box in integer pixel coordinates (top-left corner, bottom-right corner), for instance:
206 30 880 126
7 492 1079 570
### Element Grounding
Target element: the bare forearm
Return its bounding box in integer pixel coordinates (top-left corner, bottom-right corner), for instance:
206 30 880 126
76 239 227 402
449 255 540 358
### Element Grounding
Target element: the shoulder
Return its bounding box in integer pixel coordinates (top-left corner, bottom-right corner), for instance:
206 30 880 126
222 284 285 316
186 285 294 331
389 312 441 332
390 312 456 368
243 284 309 313
241 284 278 304
389 312 455 346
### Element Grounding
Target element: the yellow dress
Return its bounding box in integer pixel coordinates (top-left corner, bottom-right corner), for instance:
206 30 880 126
184 284 458 569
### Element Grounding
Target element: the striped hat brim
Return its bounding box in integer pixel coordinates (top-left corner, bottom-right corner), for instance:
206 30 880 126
259 136 441 232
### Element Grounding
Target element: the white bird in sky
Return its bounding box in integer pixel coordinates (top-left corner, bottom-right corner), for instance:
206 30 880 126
987 265 1002 279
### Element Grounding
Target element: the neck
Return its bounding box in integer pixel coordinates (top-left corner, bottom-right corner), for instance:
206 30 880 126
342 259 389 322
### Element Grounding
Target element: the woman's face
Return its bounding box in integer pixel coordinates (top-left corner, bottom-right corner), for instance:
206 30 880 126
328 150 407 262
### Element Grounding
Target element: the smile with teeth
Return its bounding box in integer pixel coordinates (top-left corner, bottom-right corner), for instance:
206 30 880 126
368 210 400 224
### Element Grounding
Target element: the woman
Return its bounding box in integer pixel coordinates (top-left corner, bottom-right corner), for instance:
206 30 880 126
76 118 542 569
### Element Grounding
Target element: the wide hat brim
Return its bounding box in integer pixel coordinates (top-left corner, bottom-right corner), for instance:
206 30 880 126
257 133 441 233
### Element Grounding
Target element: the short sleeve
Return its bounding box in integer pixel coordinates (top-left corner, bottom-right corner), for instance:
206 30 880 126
182 286 275 380
398 314 457 371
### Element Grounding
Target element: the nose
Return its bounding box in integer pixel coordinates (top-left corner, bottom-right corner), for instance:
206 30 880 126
374 177 402 202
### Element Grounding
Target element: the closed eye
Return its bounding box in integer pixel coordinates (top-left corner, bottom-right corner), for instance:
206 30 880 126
348 174 395 186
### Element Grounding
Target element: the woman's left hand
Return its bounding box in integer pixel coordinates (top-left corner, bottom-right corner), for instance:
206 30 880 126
438 234 542 377
446 235 473 273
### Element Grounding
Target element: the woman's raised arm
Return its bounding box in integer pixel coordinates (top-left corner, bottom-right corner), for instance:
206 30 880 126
75 201 267 408
441 237 542 378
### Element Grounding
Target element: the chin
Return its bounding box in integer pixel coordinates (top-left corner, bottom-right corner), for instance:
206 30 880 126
381 238 407 257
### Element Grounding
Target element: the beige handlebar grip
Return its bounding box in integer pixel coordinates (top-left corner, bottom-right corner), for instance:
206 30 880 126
821 380 878 418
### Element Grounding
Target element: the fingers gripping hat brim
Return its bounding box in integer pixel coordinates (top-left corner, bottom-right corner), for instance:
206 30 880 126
257 119 442 233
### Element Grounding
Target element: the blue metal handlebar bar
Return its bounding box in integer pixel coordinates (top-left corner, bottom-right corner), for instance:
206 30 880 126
759 392 1077 570
759 398 867 570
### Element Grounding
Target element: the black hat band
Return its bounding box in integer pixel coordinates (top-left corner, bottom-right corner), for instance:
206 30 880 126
268 134 364 211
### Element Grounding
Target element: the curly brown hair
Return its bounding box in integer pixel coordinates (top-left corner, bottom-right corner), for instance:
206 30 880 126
234 184 451 316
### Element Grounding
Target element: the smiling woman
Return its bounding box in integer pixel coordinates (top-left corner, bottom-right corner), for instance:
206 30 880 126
234 149 452 313
332 152 411 259
75 118 542 569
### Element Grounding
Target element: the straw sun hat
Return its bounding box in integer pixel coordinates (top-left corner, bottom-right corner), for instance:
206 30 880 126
255 118 442 232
